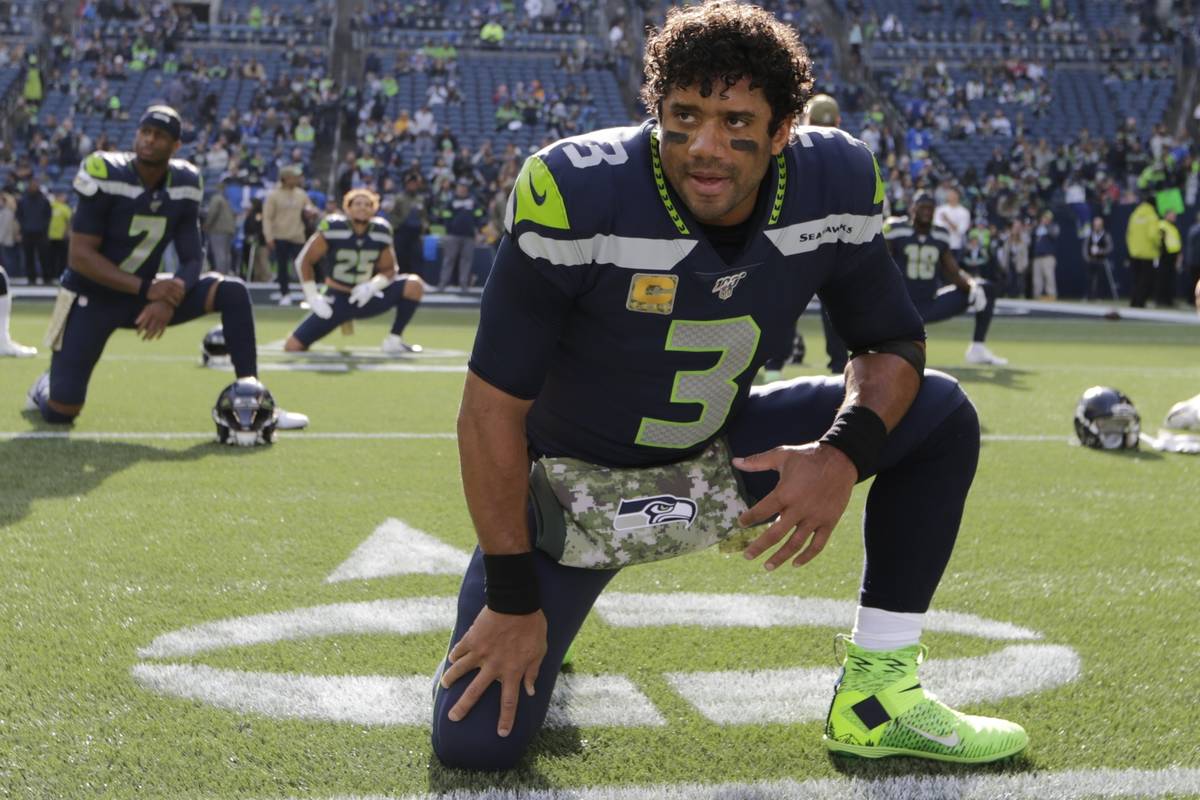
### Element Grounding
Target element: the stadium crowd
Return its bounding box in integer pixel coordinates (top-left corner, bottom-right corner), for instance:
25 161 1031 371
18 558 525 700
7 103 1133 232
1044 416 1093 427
0 0 1196 310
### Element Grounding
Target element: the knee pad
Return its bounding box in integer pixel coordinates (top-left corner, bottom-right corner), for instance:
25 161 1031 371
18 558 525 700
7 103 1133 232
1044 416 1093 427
214 276 250 309
405 278 424 302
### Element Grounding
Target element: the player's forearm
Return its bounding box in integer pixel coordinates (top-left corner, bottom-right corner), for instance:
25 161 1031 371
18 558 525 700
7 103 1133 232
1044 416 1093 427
458 371 535 555
841 348 923 432
70 246 142 295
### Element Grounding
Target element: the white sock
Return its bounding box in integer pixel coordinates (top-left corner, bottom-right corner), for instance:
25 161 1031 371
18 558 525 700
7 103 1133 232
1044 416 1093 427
851 605 924 651
0 292 12 343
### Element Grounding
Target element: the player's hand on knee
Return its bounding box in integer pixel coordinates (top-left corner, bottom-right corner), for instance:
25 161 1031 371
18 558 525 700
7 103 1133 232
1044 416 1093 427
301 281 334 318
967 280 988 312
135 300 175 340
148 277 185 307
441 607 547 737
734 443 856 570
310 294 334 319
348 282 377 307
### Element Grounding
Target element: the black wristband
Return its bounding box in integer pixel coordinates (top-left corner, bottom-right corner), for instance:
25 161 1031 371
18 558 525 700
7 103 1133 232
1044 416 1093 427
138 276 152 301
482 552 541 615
819 405 888 481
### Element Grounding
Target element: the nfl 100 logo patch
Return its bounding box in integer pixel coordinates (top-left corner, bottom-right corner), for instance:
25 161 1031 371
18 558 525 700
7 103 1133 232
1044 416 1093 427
712 271 747 300
627 273 678 315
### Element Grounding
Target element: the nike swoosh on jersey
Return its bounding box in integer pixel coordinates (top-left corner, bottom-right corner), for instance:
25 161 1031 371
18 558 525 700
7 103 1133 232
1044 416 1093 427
900 722 960 748
529 172 548 205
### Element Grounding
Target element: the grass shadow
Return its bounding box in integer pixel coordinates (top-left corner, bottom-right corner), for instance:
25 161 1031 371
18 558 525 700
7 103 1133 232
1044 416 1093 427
931 366 1037 391
0 436 264 527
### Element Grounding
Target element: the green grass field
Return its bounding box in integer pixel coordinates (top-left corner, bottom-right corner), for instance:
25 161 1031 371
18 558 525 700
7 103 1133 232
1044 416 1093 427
1 304 1198 799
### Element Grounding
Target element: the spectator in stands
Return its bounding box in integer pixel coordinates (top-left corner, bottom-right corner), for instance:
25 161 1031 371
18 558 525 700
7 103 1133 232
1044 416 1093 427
1157 209 1182 308
480 19 505 49
389 172 428 276
1031 210 1059 300
205 179 238 275
412 105 436 154
1002 218 1030 298
294 116 315 143
436 179 484 293
1082 216 1117 302
934 188 970 258
0 191 19 279
16 178 51 285
1126 194 1161 308
47 193 71 284
959 231 993 281
263 165 315 305
989 109 1012 137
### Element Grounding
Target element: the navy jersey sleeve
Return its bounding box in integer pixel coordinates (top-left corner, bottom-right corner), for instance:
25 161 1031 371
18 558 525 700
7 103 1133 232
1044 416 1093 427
71 157 113 237
818 147 925 350
172 200 203 289
467 151 599 399
469 236 575 400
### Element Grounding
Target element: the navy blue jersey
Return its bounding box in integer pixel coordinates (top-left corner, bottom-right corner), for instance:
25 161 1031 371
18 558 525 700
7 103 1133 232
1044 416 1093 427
884 219 953 302
64 151 204 297
317 213 394 286
470 122 924 467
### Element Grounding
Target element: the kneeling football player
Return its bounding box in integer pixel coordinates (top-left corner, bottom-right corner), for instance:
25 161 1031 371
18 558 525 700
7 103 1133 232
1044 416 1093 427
284 189 425 355
24 104 307 435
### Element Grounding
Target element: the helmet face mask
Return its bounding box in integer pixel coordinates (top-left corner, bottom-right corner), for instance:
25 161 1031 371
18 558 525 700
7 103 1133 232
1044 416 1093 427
213 378 278 446
1074 386 1140 450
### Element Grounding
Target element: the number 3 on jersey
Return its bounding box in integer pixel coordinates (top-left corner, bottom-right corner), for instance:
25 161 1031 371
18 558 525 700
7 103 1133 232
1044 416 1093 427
636 317 761 449
118 215 167 274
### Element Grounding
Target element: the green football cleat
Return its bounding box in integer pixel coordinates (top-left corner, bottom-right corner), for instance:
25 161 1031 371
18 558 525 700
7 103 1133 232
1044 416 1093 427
823 636 1028 764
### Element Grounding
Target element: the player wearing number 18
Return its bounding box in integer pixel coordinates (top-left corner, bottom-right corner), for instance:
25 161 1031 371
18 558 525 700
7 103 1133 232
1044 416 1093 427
433 0 1025 771
886 192 1007 366
283 188 425 355
25 105 307 431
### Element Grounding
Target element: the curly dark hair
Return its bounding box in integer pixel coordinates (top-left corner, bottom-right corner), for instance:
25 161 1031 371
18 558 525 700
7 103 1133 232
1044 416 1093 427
640 1 813 136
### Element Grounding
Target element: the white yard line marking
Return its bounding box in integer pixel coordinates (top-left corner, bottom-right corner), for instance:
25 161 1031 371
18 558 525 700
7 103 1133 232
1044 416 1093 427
0 431 458 440
138 597 458 659
593 593 1041 640
132 665 663 729
0 431 1068 443
326 519 471 583
289 768 1200 800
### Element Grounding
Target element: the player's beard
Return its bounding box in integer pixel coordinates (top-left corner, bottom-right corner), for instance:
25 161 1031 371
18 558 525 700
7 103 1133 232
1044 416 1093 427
666 153 770 227
135 150 170 169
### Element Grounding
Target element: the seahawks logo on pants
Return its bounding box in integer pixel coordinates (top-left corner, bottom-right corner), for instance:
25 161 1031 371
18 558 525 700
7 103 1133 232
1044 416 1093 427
613 495 698 532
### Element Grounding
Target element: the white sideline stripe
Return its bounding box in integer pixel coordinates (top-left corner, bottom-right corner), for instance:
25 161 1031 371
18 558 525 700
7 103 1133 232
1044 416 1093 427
593 593 1041 641
0 431 1066 443
137 597 458 659
667 643 1079 725
0 431 458 441
326 519 470 583
132 665 662 729
283 768 1200 800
